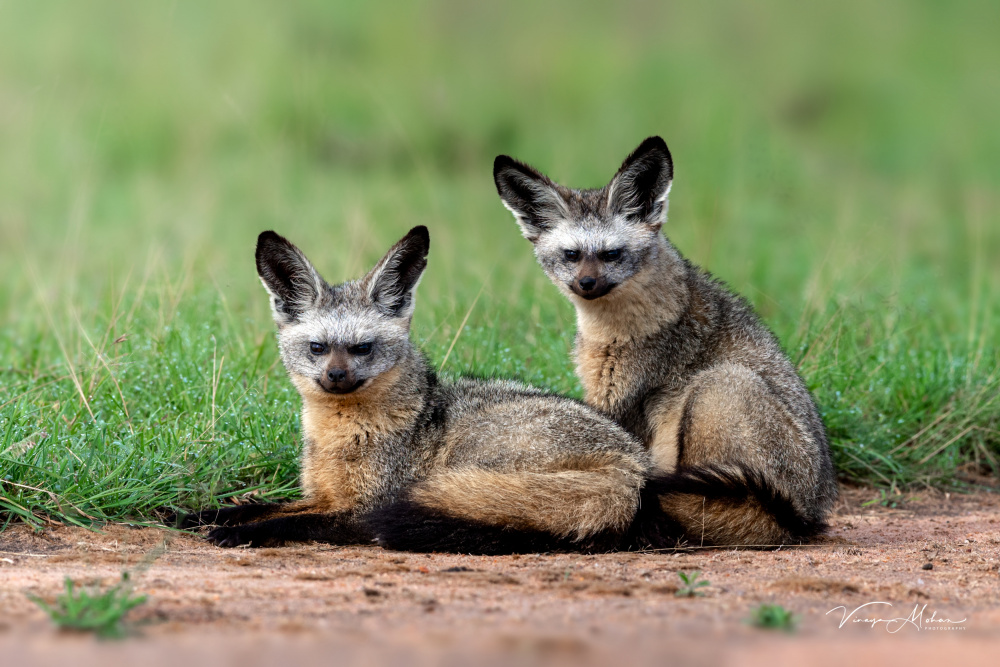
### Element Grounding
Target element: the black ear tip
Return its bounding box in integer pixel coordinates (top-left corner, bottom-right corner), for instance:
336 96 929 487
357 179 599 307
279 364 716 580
405 225 430 251
256 232 287 264
408 225 429 240
493 155 515 176
256 230 288 250
255 231 305 277
638 135 670 154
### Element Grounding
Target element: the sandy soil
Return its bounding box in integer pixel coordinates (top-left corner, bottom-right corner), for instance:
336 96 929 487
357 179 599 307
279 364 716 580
1 486 998 666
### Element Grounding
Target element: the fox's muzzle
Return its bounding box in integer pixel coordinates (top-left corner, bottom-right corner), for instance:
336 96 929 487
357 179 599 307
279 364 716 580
569 276 615 300
569 258 615 299
319 366 364 394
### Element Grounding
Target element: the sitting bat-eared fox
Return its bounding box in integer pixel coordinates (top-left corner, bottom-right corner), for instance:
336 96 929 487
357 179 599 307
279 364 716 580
177 226 681 554
493 137 837 546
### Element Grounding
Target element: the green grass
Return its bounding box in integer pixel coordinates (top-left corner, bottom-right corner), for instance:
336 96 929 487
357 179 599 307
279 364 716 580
29 572 148 638
1 1 998 528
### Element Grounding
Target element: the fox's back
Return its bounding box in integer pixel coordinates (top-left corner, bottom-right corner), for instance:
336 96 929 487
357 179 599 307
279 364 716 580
435 377 649 473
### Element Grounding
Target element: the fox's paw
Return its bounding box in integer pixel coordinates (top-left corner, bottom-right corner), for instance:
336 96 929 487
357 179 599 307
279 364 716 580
206 525 254 548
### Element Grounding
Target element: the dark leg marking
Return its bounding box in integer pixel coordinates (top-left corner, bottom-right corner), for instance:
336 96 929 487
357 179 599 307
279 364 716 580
172 503 284 530
207 511 369 548
365 499 621 555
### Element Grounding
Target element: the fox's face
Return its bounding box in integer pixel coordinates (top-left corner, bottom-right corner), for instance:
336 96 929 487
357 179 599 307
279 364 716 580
255 226 429 398
493 137 673 302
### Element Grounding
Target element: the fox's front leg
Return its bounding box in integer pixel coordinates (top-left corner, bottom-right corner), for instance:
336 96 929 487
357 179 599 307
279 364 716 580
207 511 368 548
171 503 278 529
172 498 322 530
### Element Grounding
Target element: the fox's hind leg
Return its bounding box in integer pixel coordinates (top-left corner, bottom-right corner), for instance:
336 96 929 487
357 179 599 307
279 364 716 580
647 362 829 546
368 454 645 554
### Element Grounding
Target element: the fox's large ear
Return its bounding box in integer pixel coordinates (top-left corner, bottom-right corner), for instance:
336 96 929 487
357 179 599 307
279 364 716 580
493 156 569 243
364 225 430 319
607 136 673 230
256 231 327 325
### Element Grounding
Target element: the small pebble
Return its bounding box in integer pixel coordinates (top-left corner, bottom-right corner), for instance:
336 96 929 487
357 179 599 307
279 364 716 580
921 563 934 570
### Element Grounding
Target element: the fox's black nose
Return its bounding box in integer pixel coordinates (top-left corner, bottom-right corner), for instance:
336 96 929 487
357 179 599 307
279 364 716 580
319 366 361 394
578 277 597 291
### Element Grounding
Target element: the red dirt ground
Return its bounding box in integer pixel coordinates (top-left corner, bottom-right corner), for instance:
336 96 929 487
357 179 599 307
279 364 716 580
1 486 998 666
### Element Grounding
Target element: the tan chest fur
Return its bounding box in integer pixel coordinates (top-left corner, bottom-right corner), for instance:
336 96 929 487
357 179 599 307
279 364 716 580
298 406 370 511
572 252 691 470
575 341 690 474
573 258 686 404
575 338 631 414
574 281 684 408
293 368 423 512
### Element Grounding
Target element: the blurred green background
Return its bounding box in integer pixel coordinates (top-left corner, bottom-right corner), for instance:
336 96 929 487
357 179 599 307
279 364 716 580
1 1 998 524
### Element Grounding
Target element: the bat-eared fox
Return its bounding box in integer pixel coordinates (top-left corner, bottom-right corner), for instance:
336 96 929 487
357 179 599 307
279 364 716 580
178 226 679 554
493 137 837 546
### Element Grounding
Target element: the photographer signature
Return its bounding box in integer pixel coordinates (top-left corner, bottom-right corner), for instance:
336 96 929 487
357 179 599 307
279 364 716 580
827 602 966 632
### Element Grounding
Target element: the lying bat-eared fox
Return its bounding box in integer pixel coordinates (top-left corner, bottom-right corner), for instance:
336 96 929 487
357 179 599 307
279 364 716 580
494 137 837 546
177 226 663 554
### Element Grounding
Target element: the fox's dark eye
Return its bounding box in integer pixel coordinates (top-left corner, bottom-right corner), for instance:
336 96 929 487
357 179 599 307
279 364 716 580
348 342 374 356
564 249 580 262
599 249 623 262
309 342 328 355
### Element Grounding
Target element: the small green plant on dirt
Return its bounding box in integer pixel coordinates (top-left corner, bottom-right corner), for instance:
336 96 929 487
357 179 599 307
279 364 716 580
748 603 798 631
675 570 710 597
29 570 149 638
862 487 906 509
